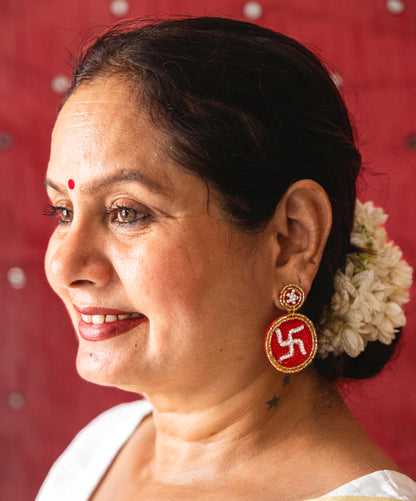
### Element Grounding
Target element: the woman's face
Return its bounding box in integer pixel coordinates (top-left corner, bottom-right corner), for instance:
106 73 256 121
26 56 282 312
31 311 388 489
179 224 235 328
45 78 278 397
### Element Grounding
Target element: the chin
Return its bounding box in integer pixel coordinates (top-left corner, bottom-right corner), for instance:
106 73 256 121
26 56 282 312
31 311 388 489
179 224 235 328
75 342 135 390
76 348 116 387
75 340 161 394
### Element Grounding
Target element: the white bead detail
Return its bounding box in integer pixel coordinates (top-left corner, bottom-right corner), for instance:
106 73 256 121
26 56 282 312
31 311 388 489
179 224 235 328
275 325 307 362
286 289 300 305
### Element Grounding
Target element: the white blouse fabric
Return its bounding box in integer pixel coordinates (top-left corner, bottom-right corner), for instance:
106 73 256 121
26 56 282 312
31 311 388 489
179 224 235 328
36 400 416 501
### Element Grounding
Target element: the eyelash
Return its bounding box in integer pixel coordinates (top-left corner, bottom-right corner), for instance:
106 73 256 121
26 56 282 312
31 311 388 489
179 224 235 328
43 203 150 226
43 204 73 225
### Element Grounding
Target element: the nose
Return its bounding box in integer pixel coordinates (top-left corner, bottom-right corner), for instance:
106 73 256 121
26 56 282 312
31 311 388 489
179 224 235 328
46 224 113 291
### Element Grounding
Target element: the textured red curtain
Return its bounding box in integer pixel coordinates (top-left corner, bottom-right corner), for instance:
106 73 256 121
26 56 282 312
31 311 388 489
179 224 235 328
1 1 415 499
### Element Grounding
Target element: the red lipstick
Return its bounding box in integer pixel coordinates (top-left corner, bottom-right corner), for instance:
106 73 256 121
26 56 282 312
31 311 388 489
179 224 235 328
75 306 148 342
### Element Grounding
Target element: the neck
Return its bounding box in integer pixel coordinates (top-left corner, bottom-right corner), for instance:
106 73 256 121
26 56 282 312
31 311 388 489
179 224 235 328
141 366 340 484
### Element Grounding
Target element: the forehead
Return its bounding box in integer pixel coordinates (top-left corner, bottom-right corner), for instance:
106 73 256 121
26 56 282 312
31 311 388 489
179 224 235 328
48 78 174 187
58 76 145 121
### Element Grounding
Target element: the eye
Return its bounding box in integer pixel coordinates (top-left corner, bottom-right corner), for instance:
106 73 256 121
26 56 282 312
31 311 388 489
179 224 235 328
43 204 73 225
107 204 149 225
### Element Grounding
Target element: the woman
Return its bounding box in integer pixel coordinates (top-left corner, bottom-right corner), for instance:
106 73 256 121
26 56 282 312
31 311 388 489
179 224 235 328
37 17 415 500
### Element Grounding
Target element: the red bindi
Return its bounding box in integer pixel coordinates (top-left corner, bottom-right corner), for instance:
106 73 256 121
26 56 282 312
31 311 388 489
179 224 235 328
68 179 75 190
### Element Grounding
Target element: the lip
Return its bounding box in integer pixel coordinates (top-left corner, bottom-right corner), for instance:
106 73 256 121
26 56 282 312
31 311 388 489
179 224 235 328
74 305 148 342
74 305 139 316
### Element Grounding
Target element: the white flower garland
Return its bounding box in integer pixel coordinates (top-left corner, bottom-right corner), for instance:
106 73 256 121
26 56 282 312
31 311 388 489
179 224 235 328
318 200 413 358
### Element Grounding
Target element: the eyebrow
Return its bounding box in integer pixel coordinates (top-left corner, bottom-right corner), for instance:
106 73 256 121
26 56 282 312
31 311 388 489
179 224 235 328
44 169 169 196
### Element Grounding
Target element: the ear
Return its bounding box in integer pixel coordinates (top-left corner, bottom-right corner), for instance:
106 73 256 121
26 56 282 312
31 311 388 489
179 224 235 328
270 179 332 307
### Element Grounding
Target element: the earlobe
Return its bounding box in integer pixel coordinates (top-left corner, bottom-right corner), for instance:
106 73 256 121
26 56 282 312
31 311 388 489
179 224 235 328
271 180 332 301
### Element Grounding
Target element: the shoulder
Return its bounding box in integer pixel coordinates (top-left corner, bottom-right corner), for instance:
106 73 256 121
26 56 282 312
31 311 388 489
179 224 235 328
319 470 416 500
36 399 153 501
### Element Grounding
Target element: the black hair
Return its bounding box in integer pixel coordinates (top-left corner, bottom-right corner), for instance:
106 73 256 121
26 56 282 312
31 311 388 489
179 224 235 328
63 16 400 381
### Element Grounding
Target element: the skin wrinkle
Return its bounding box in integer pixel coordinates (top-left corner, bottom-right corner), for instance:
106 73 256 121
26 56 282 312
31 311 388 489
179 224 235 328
148 365 291 441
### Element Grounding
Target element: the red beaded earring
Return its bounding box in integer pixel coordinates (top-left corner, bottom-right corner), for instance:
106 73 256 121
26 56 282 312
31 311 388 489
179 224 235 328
264 284 317 374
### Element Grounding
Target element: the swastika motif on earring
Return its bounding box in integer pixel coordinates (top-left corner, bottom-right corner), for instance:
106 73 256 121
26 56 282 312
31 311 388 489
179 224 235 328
274 324 307 362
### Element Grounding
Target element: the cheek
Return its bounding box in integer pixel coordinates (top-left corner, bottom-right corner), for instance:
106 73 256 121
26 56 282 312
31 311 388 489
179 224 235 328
118 230 258 330
44 236 60 292
116 229 225 321
122 241 211 310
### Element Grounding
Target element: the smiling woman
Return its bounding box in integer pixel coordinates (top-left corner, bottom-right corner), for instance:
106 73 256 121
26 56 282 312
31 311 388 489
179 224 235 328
37 17 415 501
43 81 276 392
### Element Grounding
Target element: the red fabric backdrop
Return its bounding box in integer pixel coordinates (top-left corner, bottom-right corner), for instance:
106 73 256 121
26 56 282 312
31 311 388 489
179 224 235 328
1 1 415 499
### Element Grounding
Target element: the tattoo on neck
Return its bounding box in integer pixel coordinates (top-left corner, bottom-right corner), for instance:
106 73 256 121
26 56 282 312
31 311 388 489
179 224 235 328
266 376 291 410
266 395 280 410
